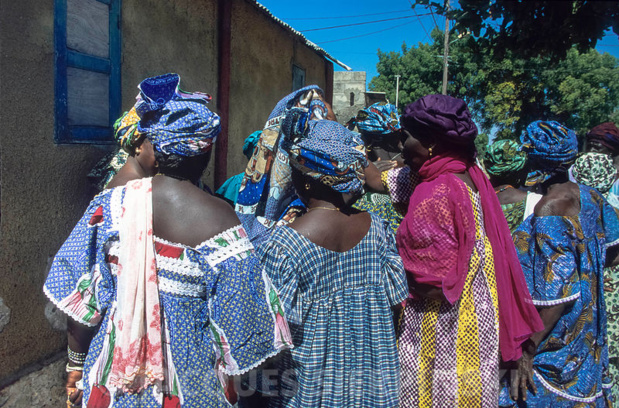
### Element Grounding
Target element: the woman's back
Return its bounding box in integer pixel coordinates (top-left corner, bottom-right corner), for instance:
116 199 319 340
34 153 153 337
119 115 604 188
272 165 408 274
259 213 407 407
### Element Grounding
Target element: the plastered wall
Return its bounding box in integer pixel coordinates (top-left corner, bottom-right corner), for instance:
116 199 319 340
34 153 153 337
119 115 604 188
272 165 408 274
227 0 331 178
0 0 333 384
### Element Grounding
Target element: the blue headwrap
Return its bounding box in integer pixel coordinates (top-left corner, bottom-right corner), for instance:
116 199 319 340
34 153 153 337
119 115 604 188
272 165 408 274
136 73 220 157
243 131 262 159
355 103 401 136
521 120 578 186
267 85 328 122
282 108 368 196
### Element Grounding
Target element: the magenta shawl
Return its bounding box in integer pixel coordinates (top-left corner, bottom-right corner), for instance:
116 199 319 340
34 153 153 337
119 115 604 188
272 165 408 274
396 153 543 361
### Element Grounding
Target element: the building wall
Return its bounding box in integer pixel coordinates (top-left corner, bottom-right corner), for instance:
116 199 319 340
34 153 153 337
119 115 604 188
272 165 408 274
227 0 331 178
0 0 333 386
332 71 366 125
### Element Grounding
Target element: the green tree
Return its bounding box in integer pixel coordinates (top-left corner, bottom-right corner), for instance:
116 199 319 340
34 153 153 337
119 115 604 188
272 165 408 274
417 0 619 61
370 31 619 143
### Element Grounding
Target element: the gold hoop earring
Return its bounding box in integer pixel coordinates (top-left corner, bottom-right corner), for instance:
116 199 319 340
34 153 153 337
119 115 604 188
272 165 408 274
305 182 311 190
428 146 433 157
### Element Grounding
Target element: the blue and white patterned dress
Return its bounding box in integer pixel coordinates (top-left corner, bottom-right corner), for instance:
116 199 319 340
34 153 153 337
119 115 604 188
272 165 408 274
257 213 408 407
499 185 619 407
44 186 292 407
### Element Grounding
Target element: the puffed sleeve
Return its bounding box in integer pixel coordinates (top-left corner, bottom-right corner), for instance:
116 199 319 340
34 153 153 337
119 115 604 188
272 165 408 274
513 216 581 306
43 189 117 326
257 235 301 325
377 217 408 306
199 225 293 377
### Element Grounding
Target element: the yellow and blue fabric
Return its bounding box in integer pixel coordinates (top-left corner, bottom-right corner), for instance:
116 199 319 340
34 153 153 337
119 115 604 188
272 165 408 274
499 184 619 407
257 213 408 407
282 108 368 196
235 85 328 249
355 103 401 136
44 186 292 407
520 121 578 186
136 73 220 157
114 106 143 154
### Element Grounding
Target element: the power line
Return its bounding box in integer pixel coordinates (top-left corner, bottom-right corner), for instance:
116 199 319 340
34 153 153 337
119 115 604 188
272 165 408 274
411 7 431 42
301 14 428 32
282 9 413 21
317 20 417 44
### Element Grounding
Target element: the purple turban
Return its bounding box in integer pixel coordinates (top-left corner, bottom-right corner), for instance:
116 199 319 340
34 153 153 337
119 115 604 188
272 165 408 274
587 122 619 153
401 94 477 145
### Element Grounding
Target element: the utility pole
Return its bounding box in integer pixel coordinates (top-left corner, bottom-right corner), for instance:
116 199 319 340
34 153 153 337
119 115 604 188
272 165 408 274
394 74 401 108
441 0 450 95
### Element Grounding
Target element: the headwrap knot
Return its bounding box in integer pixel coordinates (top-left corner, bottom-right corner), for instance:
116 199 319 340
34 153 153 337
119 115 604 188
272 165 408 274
520 120 578 186
572 152 617 194
401 94 477 145
136 73 220 157
484 139 527 179
355 103 401 136
586 122 619 153
282 109 368 196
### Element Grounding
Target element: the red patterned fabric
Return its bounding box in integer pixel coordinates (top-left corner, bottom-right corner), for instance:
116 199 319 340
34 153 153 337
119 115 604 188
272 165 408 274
396 152 543 361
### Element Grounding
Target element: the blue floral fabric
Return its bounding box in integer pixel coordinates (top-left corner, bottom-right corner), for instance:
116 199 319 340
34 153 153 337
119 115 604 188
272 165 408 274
257 213 408 407
499 185 619 407
282 114 368 196
136 73 221 157
44 186 291 407
235 86 327 249
520 121 578 186
354 103 401 136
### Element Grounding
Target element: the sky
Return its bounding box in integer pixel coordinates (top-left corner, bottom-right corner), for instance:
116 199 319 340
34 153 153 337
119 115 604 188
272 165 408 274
258 0 619 88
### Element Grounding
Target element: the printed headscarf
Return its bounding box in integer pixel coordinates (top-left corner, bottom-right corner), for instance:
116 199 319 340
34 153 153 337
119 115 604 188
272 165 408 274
243 131 262 160
484 139 527 179
401 94 477 146
282 108 368 196
572 152 618 194
355 103 401 136
586 122 619 154
520 120 578 186
114 107 144 154
136 73 220 157
235 85 329 248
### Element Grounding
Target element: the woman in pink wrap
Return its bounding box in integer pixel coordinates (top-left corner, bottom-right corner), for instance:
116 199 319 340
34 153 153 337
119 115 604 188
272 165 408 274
395 94 543 407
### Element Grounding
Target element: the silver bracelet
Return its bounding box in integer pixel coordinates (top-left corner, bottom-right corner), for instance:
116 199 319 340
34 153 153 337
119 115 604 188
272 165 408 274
67 346 87 364
65 362 84 372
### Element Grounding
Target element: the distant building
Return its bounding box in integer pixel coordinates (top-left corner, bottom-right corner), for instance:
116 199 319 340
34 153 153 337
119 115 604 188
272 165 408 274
332 71 367 125
365 91 388 106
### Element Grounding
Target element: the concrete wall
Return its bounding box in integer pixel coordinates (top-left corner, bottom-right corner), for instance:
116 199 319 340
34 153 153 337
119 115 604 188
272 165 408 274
333 71 366 125
0 0 334 387
227 0 331 178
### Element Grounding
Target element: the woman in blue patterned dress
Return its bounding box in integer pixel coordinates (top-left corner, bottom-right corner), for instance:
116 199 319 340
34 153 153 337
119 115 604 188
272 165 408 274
253 109 408 407
44 74 292 408
499 121 619 407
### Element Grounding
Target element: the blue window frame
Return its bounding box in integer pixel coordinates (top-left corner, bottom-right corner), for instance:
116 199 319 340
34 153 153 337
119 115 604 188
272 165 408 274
54 0 121 144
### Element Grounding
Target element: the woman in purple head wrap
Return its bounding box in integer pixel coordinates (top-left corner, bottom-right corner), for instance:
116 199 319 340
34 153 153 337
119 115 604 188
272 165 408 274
396 94 543 407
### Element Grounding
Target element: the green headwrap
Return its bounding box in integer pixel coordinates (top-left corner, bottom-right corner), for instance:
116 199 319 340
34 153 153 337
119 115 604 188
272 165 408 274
484 139 527 179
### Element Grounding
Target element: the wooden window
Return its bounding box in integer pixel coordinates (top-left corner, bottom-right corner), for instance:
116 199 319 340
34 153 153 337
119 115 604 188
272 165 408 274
292 65 306 92
54 0 121 144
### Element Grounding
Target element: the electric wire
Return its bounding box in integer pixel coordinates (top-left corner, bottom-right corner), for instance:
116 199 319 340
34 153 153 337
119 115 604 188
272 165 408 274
317 20 418 44
282 9 413 20
301 14 429 32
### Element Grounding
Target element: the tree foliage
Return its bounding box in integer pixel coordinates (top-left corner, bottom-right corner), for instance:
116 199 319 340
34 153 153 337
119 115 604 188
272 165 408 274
417 0 619 61
369 29 619 142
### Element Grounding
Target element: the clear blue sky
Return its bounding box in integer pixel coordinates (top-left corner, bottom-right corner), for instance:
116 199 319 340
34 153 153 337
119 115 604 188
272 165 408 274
259 0 619 88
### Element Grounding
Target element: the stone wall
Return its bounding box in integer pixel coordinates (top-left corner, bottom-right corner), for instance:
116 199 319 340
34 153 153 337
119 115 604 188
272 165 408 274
332 71 366 125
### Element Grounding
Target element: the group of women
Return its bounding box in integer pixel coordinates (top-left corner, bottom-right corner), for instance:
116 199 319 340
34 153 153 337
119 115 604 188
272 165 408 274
45 74 619 408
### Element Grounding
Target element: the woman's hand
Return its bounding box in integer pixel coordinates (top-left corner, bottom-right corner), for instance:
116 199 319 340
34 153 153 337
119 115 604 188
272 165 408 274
66 370 83 407
510 345 537 401
373 159 397 173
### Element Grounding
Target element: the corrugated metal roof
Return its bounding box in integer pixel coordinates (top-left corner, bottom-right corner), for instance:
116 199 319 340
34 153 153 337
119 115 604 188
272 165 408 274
249 1 352 71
